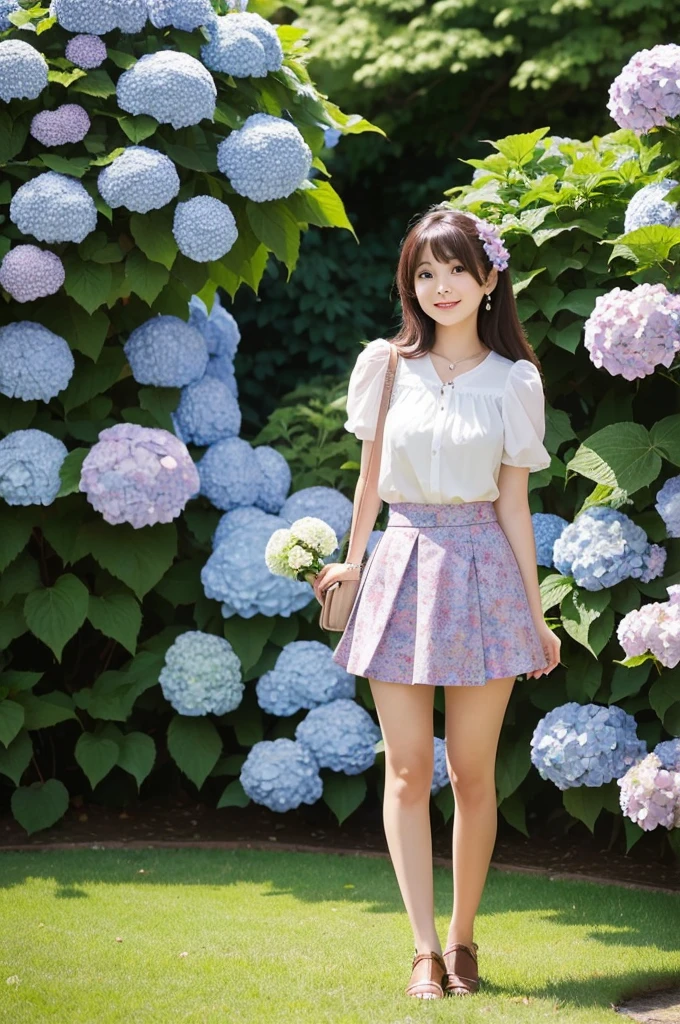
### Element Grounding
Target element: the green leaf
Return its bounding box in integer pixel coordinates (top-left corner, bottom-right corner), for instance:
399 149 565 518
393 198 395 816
246 200 300 276
47 67 86 87
562 786 607 834
24 574 89 662
63 253 113 314
61 347 127 415
489 127 550 166
511 268 545 296
75 732 120 789
0 671 43 694
568 422 661 496
126 249 170 305
39 153 90 178
623 817 645 853
495 731 532 803
56 448 88 498
75 521 177 600
556 288 607 317
608 662 650 704
216 778 250 808
107 49 137 70
11 779 70 835
322 772 364 825
14 691 78 730
138 387 181 431
291 181 357 239
649 670 680 721
0 112 29 165
498 791 528 837
71 69 117 98
40 300 109 362
540 573 574 613
0 699 25 749
0 594 27 649
87 591 142 655
117 732 156 789
130 210 178 270
560 588 611 658
120 114 159 143
0 552 40 605
0 729 32 786
223 614 274 674
161 140 217 172
609 225 680 266
167 715 222 789
155 556 204 606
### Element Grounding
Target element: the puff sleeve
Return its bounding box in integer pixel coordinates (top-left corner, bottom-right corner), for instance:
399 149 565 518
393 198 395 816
501 360 551 472
343 338 392 441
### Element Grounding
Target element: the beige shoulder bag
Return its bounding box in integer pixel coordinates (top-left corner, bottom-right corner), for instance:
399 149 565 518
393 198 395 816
319 342 399 632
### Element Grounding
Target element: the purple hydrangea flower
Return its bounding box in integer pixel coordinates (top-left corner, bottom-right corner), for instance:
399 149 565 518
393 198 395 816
10 171 97 244
655 475 680 539
583 283 680 380
80 423 200 528
295 698 381 775
159 630 243 716
530 702 647 790
30 104 90 147
618 751 680 830
172 196 238 262
255 640 355 716
239 738 323 812
465 213 510 271
124 315 209 387
624 179 680 234
617 584 680 669
0 245 65 303
608 44 680 134
531 512 570 567
198 435 264 511
553 505 666 591
0 322 74 402
97 146 180 214
117 50 216 130
253 445 291 514
0 429 68 506
217 112 312 202
0 39 48 102
65 34 107 69
172 375 241 447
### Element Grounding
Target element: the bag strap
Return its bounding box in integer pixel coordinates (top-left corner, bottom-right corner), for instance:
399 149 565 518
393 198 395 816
344 342 399 565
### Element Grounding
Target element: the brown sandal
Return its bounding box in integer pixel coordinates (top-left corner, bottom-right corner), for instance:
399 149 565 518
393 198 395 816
442 941 480 996
405 949 447 999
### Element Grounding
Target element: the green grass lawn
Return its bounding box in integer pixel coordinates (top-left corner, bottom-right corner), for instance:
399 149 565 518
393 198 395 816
0 847 678 1023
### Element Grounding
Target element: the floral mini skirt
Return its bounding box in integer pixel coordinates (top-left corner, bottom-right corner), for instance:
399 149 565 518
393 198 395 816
331 501 547 687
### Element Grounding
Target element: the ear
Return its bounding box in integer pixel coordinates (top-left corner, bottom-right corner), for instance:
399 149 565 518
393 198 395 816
486 267 499 294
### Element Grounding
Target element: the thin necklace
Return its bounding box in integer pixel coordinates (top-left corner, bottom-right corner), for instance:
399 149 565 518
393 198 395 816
429 346 489 387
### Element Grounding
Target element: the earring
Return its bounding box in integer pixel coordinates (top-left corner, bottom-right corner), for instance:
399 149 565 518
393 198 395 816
485 294 492 312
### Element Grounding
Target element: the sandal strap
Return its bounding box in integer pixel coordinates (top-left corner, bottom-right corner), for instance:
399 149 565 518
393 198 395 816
443 941 478 963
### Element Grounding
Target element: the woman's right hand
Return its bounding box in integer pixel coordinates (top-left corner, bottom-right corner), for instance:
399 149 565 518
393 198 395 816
311 562 361 606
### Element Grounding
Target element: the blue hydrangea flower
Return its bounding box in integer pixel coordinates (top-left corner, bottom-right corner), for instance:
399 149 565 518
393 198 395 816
0 245 65 303
97 146 180 214
65 34 107 69
654 738 680 771
655 475 680 539
530 702 647 790
0 322 74 402
10 172 97 244
279 486 353 557
240 738 323 812
553 506 666 590
227 12 283 71
255 640 355 716
295 698 381 774
0 39 48 101
532 512 570 567
117 51 216 129
624 179 680 233
201 513 313 618
201 16 268 77
217 113 312 202
53 0 147 34
0 1 20 32
80 422 200 528
431 736 450 795
198 435 264 511
172 375 241 447
253 446 291 514
212 505 272 549
124 315 209 387
30 104 90 147
0 429 68 506
172 196 238 262
159 630 243 716
189 293 241 360
147 0 214 31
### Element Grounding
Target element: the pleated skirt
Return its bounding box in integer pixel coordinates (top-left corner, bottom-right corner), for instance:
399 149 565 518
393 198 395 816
331 501 547 687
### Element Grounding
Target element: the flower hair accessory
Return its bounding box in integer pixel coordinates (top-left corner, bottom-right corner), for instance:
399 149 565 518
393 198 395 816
466 213 510 272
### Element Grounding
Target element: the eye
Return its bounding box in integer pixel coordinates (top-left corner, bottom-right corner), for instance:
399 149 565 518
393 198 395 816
417 271 432 279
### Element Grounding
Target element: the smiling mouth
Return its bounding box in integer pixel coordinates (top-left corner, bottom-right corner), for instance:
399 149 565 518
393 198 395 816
434 301 460 308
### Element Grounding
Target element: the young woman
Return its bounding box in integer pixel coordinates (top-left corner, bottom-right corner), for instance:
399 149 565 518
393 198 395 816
312 205 562 999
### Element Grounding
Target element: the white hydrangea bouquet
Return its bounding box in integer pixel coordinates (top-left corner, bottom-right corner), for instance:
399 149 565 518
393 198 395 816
265 516 338 584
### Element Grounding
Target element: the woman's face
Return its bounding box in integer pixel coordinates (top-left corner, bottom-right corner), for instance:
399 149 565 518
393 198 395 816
413 241 495 327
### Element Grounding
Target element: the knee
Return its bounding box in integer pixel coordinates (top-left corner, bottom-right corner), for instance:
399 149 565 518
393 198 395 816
385 754 433 804
446 758 494 803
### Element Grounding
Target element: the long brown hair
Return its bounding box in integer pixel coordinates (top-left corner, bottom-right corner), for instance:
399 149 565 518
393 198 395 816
389 204 542 374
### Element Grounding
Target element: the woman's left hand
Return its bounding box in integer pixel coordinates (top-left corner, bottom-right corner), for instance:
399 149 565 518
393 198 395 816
525 621 561 679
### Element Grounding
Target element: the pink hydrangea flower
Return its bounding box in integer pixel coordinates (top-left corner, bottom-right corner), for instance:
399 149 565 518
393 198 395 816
30 104 90 147
618 751 680 831
583 283 680 380
617 584 680 669
608 44 680 134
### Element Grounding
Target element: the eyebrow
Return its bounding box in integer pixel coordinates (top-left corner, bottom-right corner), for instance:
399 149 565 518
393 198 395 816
416 258 461 269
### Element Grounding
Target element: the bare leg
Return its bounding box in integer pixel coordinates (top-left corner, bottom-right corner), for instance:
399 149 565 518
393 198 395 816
443 675 516 950
368 677 439 955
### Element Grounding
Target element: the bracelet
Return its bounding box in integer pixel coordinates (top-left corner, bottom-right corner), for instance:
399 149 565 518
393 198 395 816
343 562 362 570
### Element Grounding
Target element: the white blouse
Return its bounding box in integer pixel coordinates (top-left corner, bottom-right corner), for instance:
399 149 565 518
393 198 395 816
343 338 551 505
